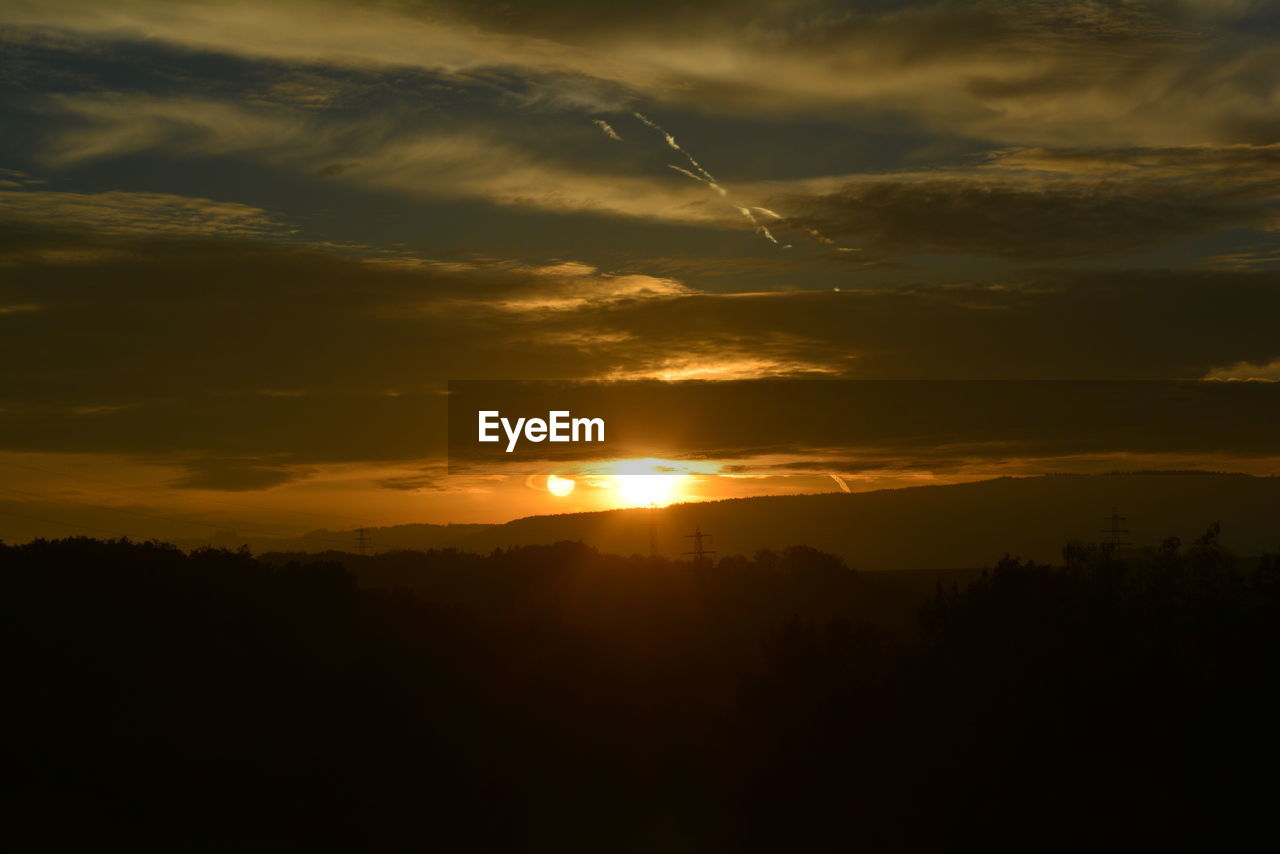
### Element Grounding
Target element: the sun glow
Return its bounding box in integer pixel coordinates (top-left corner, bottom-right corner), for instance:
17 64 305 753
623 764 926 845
546 474 576 497
613 473 680 507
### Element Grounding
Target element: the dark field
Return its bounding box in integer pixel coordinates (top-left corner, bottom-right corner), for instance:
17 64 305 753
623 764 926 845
7 532 1280 851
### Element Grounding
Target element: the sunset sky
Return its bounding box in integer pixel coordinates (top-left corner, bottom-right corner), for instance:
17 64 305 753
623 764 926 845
1 0 1278 542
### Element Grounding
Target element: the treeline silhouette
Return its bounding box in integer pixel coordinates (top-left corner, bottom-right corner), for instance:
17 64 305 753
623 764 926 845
6 530 1279 851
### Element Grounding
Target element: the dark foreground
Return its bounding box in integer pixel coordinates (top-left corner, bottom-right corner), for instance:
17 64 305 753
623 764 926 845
7 531 1280 851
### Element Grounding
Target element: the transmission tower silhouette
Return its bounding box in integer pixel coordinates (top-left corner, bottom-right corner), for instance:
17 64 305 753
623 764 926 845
355 526 372 556
1102 508 1130 551
682 524 715 563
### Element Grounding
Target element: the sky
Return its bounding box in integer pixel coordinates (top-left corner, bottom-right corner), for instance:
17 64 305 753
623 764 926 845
1 0 1278 542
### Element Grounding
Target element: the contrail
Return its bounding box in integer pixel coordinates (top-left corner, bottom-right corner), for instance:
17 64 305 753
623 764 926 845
593 119 622 141
669 164 727 196
670 164 706 183
737 206 788 247
633 111 718 185
829 474 852 493
756 206 836 247
628 111 823 251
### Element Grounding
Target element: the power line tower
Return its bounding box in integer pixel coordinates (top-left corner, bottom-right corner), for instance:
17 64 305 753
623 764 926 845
683 524 715 564
648 503 660 558
1102 508 1130 552
355 526 372 556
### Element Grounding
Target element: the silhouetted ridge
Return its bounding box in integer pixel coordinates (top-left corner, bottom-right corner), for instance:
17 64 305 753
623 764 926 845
185 474 1280 567
445 472 1280 569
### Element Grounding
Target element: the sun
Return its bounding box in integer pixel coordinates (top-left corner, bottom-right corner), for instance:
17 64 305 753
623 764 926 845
614 474 679 508
546 474 576 497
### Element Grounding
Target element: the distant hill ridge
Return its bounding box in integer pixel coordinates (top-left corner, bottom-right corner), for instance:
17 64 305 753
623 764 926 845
276 472 1279 570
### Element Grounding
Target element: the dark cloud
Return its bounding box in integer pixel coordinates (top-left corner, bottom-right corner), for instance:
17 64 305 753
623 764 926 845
376 468 451 492
1 221 1277 475
564 271 1280 381
770 175 1278 261
170 459 311 491
446 378 1280 470
315 162 358 177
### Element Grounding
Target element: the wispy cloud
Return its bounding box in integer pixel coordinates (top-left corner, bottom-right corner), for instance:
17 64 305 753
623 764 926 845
32 86 1280 265
0 187 294 238
45 95 743 230
592 119 622 140
1205 358 1280 381
8 0 1274 147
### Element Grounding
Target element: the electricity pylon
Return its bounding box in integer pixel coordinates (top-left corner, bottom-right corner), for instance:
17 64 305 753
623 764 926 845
683 524 715 563
1102 509 1130 551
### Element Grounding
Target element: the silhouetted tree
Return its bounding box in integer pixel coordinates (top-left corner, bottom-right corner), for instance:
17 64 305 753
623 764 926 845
5 530 1279 851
